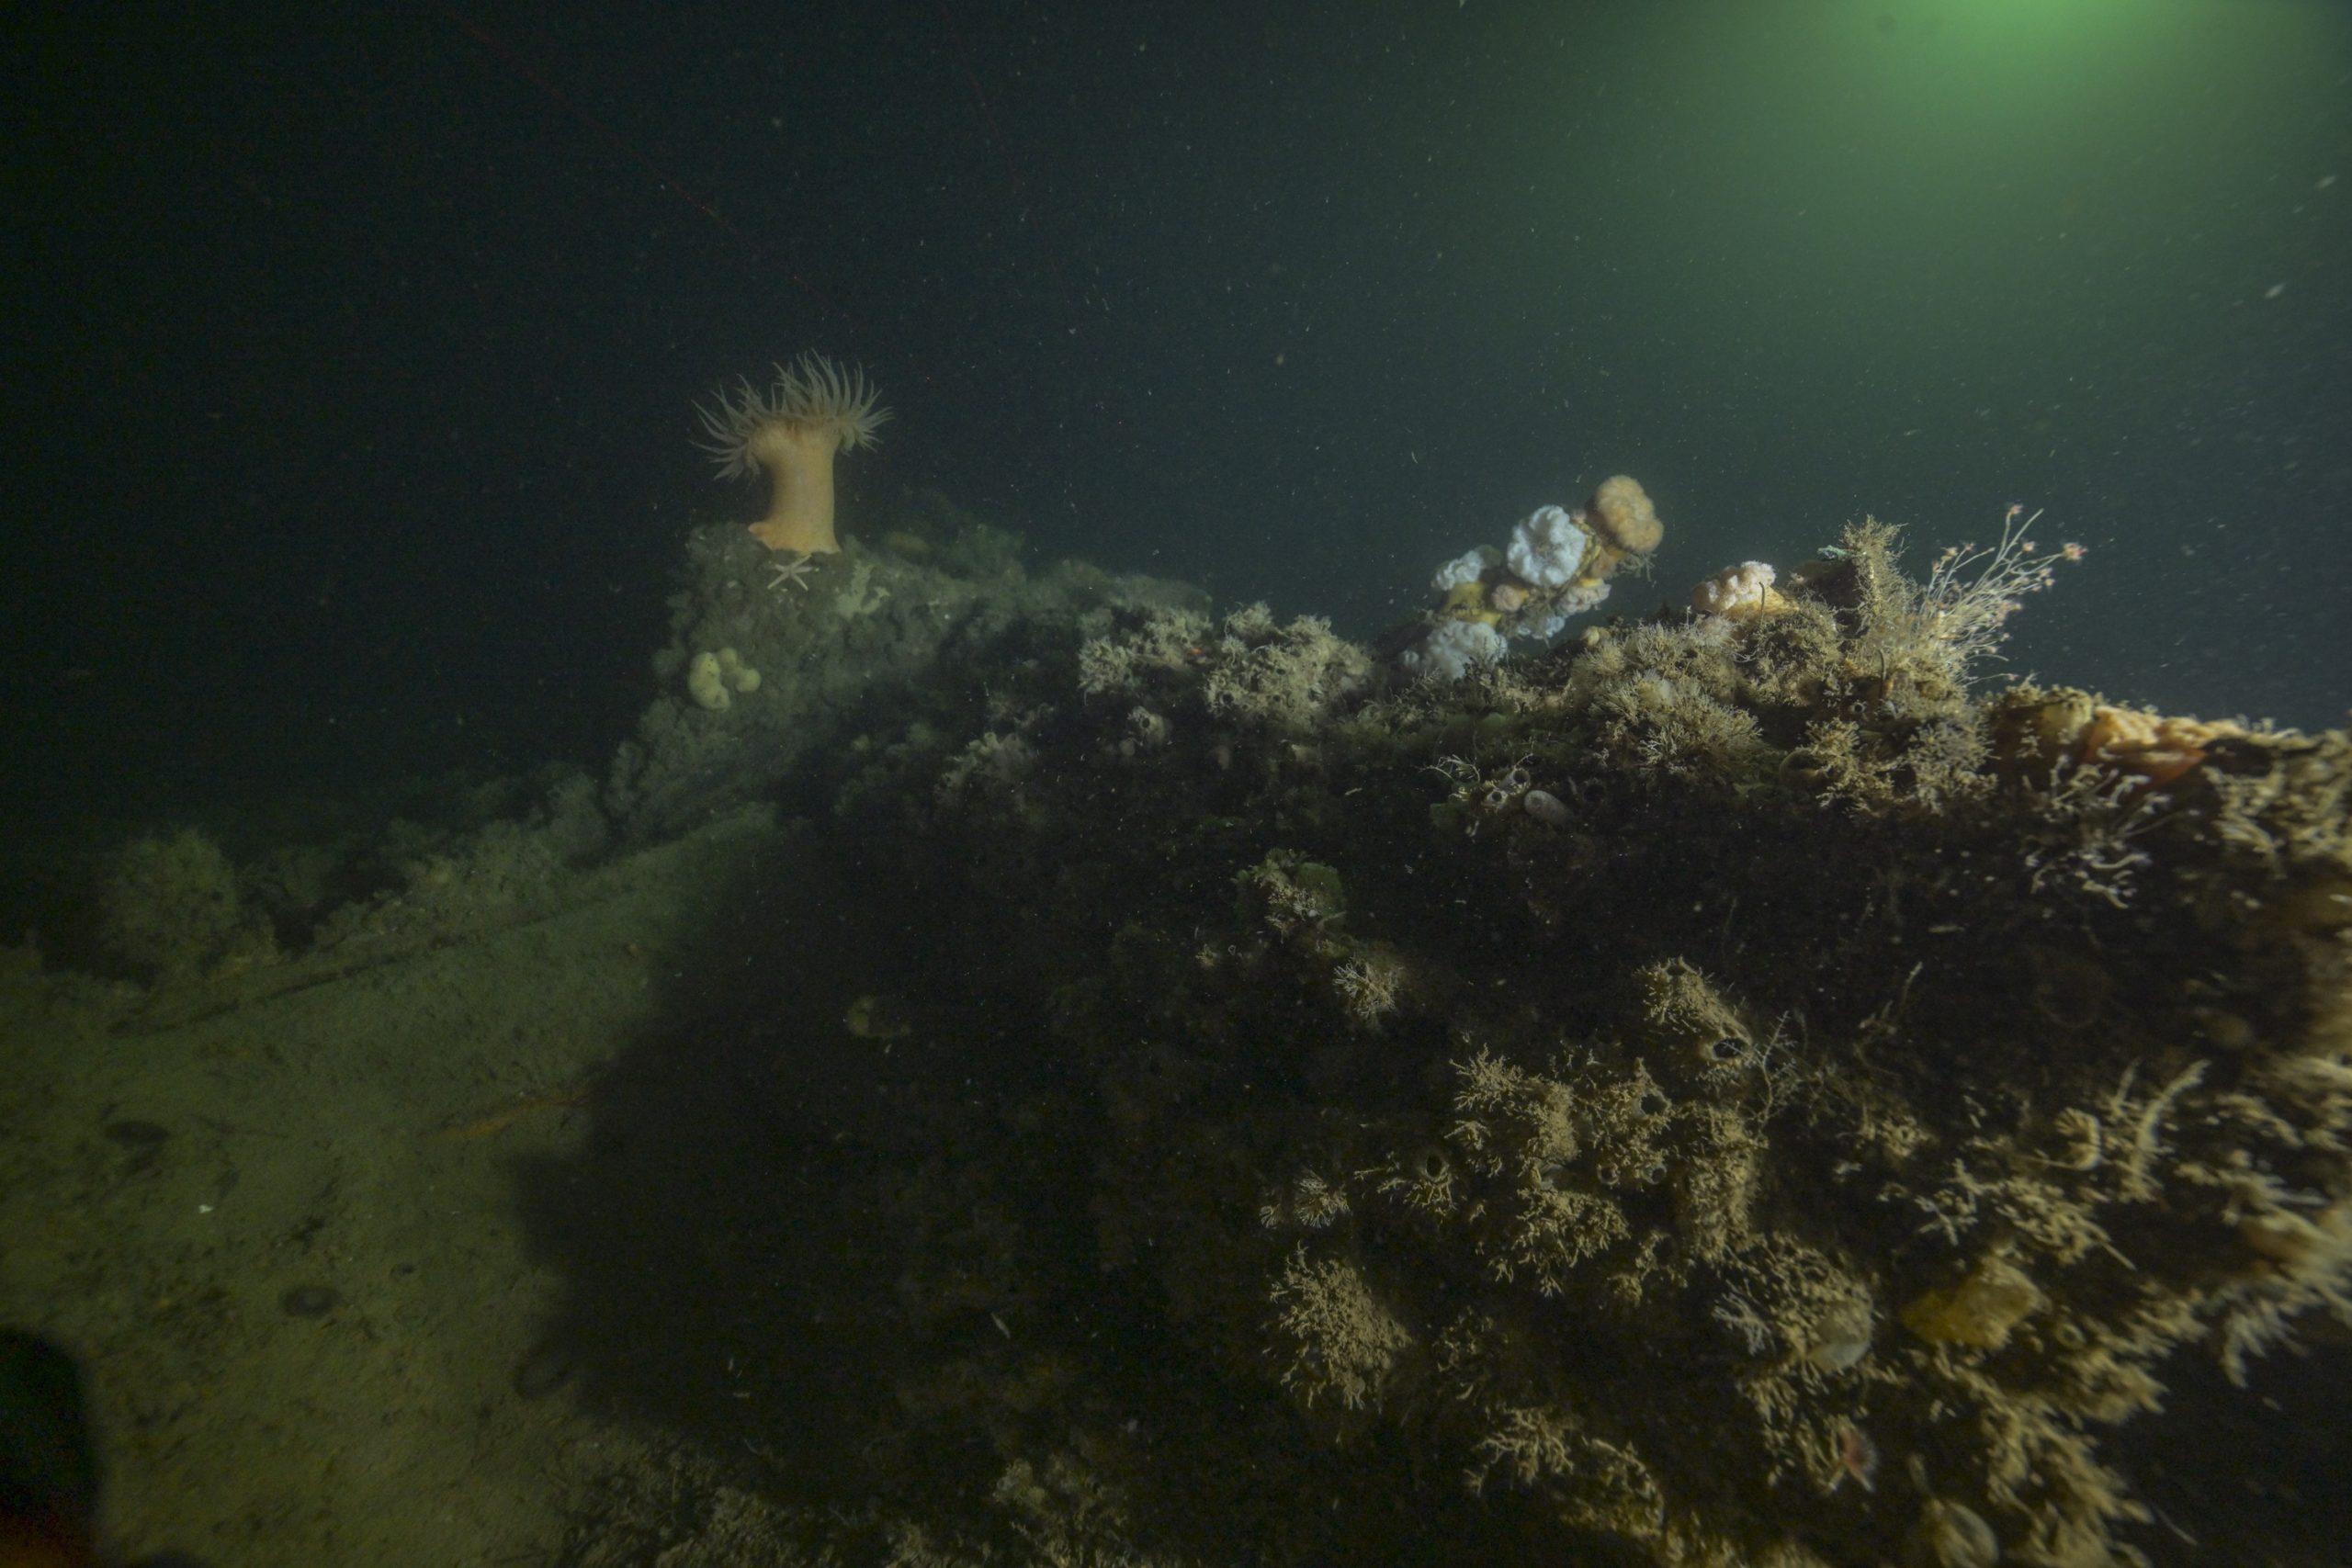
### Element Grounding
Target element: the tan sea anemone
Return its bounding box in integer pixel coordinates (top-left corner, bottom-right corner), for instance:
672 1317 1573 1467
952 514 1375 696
697 354 891 554
1581 474 1665 580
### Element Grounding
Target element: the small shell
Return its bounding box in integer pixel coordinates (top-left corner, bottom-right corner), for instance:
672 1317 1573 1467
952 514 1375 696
1908 1500 1999 1568
1522 788 1572 827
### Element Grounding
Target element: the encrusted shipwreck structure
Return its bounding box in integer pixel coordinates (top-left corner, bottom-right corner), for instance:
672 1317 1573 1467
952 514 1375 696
552 499 2352 1567
68 485 2345 1564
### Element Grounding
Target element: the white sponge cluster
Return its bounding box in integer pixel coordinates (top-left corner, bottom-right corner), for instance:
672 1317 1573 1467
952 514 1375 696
1690 560 1779 619
1515 581 1611 642
1504 505 1591 589
1399 619 1507 682
1430 546 1498 593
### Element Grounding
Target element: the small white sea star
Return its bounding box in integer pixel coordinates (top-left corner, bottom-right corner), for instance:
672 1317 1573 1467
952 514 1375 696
765 552 817 592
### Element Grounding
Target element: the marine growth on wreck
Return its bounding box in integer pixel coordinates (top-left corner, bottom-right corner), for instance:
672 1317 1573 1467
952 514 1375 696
550 446 2350 1564
22 450 2349 1568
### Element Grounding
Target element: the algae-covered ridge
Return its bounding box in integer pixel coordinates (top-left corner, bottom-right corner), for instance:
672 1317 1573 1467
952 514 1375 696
51 499 2352 1567
837 512 2350 1567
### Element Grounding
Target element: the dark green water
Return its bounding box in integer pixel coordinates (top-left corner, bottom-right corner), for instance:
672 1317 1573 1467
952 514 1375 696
5 0 2345 819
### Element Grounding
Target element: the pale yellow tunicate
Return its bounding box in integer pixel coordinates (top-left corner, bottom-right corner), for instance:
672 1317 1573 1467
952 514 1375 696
686 650 731 711
1899 1256 2044 1350
714 647 762 694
